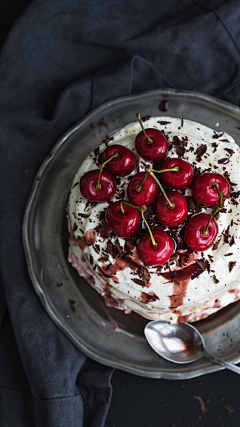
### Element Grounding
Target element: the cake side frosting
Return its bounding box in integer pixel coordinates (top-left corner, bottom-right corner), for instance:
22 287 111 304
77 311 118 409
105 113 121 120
67 117 240 323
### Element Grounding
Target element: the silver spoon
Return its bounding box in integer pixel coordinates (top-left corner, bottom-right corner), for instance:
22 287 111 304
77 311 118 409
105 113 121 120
144 320 240 374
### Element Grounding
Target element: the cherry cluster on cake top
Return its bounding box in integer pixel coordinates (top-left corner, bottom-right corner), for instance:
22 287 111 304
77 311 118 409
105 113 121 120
80 114 230 267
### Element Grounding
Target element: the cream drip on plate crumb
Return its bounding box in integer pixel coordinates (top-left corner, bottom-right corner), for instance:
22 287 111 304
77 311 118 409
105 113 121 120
67 116 240 323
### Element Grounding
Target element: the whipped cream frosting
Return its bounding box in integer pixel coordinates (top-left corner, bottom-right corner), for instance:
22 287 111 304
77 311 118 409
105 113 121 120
67 116 240 323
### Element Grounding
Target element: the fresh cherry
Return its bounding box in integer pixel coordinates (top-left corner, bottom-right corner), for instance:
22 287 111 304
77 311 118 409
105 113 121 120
159 158 194 189
192 173 230 206
101 144 136 176
138 229 175 266
184 213 218 251
156 191 188 227
135 113 168 162
127 172 160 206
80 170 116 202
105 201 141 238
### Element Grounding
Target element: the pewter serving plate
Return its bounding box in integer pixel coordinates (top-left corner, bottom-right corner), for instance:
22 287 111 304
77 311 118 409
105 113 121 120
23 89 240 379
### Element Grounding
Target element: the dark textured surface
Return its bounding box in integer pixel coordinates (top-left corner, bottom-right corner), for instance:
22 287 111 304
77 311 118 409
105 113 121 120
0 1 240 426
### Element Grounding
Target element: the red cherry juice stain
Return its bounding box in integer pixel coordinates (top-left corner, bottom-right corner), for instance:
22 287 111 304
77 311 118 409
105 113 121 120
85 229 97 245
162 263 203 308
98 255 141 286
229 288 240 301
141 291 159 303
78 229 97 251
177 313 192 324
158 100 169 112
213 298 222 308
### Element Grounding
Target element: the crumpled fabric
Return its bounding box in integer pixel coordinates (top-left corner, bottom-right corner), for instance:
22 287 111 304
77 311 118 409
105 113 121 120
1 0 240 425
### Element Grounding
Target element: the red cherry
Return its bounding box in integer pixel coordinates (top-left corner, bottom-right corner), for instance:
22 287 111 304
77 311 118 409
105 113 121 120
192 173 230 206
138 229 174 266
184 213 218 251
105 201 141 238
159 158 194 189
80 170 116 202
127 172 160 206
101 144 136 176
135 128 168 162
156 191 188 227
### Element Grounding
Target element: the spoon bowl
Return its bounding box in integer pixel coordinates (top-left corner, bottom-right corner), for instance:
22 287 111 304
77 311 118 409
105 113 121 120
144 320 240 374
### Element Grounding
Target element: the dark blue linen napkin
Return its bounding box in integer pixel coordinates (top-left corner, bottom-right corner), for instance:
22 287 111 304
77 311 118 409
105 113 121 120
1 0 240 426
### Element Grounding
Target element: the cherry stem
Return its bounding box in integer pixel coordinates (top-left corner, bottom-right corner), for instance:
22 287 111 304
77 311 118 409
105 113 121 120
119 201 147 211
95 152 119 190
95 168 103 190
120 202 125 214
146 166 175 209
202 184 225 235
136 113 153 144
99 152 119 169
213 183 225 209
152 166 180 174
135 171 148 192
202 207 220 236
141 210 157 247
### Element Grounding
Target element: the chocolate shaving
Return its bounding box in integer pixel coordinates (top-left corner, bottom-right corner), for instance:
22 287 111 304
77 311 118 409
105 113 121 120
229 261 236 272
223 404 234 413
224 253 233 257
141 292 159 302
172 136 181 146
114 238 124 256
180 136 188 147
93 146 99 156
212 132 224 139
195 144 207 161
141 115 151 122
191 269 204 280
195 259 205 270
98 255 108 263
213 275 219 284
218 157 230 164
211 142 218 152
137 267 151 283
231 190 240 199
229 236 235 246
80 213 91 218
132 278 146 287
93 244 100 253
71 182 79 189
176 146 185 157
157 120 171 125
193 395 207 413
224 148 234 156
223 225 230 244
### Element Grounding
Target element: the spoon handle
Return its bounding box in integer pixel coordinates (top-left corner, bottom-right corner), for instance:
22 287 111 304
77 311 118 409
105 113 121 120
206 352 240 375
